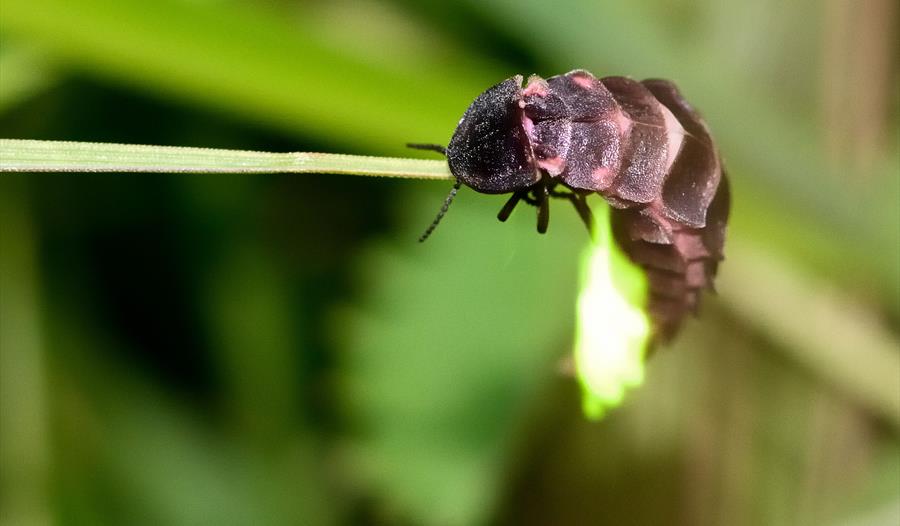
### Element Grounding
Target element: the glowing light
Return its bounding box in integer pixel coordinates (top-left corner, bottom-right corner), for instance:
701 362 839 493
574 203 651 420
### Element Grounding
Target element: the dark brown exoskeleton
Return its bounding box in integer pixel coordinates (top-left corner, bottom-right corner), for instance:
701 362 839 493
410 70 729 340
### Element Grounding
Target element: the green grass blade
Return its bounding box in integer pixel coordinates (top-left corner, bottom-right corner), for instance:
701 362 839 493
0 139 452 179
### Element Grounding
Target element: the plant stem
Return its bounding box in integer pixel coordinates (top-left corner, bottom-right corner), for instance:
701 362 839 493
0 139 453 179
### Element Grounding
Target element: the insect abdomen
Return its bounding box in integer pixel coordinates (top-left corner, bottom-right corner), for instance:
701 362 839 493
527 71 728 339
600 77 728 340
611 175 730 341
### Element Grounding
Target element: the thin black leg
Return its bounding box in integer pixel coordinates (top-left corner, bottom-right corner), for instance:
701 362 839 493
521 194 541 206
497 191 524 222
548 188 594 238
537 185 549 234
570 193 595 238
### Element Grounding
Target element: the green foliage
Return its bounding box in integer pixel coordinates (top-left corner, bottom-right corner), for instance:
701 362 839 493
1 1 897 525
335 188 584 525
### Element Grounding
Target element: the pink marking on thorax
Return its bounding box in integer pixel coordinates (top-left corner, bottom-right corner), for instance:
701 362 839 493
538 156 566 176
521 113 535 139
523 79 549 97
571 75 594 89
611 109 633 137
591 166 616 189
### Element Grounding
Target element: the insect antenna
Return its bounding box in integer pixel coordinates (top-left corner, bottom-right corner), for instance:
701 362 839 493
406 143 447 155
419 180 462 242
406 142 458 242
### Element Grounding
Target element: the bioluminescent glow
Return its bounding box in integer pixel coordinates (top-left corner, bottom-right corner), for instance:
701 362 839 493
574 203 651 420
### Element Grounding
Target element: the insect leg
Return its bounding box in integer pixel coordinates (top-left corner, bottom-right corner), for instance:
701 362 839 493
537 185 550 234
547 188 594 237
570 193 595 238
521 194 541 206
497 191 526 222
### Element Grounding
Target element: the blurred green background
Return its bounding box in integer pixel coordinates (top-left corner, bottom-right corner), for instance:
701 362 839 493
1 1 898 525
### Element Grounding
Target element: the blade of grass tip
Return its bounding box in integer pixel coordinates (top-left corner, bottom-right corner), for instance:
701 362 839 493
0 140 453 179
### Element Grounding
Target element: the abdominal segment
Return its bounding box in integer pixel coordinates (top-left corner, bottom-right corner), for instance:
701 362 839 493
600 76 669 204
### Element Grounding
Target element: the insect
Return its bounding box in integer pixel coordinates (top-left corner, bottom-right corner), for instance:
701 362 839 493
411 70 729 339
